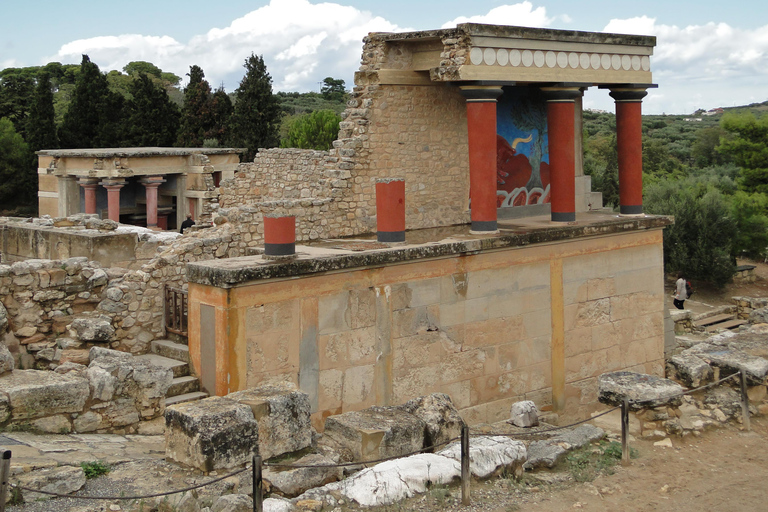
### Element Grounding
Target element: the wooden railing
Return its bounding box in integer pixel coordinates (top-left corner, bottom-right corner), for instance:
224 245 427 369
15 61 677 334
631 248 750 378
165 285 188 337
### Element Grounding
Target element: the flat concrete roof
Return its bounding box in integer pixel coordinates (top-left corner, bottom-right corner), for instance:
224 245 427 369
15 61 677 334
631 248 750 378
37 147 245 158
187 211 672 288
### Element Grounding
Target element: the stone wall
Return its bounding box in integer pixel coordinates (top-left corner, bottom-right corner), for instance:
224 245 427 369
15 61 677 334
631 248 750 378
188 229 667 427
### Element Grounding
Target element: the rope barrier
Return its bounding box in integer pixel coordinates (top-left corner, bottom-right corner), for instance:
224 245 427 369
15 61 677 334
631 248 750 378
1 370 752 507
9 466 249 501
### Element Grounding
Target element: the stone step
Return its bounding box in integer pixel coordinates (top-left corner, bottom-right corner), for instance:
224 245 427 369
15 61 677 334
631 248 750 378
135 353 189 378
165 391 208 407
151 339 190 363
693 313 734 328
168 375 200 397
706 319 748 332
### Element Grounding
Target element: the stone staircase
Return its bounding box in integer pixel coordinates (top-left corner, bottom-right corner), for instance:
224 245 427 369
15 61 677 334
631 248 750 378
693 312 748 332
136 339 208 406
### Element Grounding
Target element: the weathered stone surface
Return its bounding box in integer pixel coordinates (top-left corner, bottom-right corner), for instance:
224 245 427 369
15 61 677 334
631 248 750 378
748 307 768 324
265 454 342 497
226 382 312 460
31 414 72 433
264 497 296 512
13 465 86 500
212 494 253 512
0 369 89 420
69 316 115 342
0 342 15 375
399 393 465 450
439 436 526 478
668 352 713 387
0 302 8 332
509 400 539 427
165 396 259 471
691 344 768 384
524 424 605 470
89 346 133 362
323 406 427 462
0 393 10 423
598 371 684 410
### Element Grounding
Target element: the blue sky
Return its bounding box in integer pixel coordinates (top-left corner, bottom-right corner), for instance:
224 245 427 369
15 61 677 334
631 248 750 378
2 0 767 114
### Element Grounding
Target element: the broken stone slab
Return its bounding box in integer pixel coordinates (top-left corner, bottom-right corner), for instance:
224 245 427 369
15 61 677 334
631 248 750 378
69 316 115 342
297 453 460 508
265 453 343 498
212 494 253 512
438 436 526 479
399 393 465 450
691 345 768 384
668 352 713 387
165 396 259 472
523 424 605 470
509 400 539 427
0 369 89 420
598 371 684 410
748 307 768 324
323 406 427 462
264 497 296 512
226 382 312 460
89 346 133 362
0 302 7 333
12 465 86 501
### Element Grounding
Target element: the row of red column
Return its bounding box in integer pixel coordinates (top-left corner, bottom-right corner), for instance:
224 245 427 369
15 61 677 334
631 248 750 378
461 85 648 230
77 176 165 228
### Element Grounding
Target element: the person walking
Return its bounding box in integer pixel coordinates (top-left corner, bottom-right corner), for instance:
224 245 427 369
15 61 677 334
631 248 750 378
674 272 688 309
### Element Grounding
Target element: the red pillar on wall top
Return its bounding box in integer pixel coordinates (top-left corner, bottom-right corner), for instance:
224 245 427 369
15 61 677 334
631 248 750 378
376 178 406 243
101 179 125 222
264 214 296 257
461 86 503 233
543 88 582 222
610 88 648 215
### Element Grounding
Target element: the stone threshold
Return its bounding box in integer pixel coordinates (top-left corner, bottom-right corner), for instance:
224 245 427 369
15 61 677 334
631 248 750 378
187 211 672 288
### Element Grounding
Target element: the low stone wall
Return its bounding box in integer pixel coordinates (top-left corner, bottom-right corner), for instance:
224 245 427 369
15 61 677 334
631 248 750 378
0 347 171 433
733 296 768 320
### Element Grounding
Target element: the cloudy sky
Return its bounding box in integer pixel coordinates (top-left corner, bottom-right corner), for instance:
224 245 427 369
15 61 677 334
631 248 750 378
2 0 767 114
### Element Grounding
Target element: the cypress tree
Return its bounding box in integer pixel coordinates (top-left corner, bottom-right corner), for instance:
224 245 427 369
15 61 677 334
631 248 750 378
176 65 212 147
206 86 233 146
26 71 58 152
228 54 281 161
123 72 180 147
58 55 124 148
0 118 32 211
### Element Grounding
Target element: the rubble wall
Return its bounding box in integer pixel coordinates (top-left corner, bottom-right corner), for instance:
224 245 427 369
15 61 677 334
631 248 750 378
189 230 666 426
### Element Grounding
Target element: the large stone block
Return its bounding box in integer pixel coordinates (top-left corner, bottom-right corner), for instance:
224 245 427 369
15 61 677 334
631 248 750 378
165 396 259 472
323 406 426 462
0 369 88 420
226 382 312 460
399 393 465 450
598 371 684 411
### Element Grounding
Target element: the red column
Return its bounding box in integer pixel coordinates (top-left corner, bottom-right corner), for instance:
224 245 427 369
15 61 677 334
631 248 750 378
78 178 99 214
610 89 648 215
141 176 166 229
264 214 296 257
101 179 125 222
376 178 405 243
543 88 582 222
461 86 503 233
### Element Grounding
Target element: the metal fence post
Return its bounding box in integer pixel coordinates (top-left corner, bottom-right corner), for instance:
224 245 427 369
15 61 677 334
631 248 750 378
740 370 751 432
0 449 12 512
621 399 630 466
253 454 263 512
461 425 470 506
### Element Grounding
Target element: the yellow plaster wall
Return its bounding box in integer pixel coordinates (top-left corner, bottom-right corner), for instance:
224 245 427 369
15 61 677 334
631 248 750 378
188 230 665 427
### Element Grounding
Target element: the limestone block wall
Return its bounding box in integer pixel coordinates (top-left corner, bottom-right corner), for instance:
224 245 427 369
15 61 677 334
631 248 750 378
189 230 666 427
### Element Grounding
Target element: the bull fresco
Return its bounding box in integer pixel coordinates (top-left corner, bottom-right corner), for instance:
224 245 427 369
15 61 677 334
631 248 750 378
496 87 550 207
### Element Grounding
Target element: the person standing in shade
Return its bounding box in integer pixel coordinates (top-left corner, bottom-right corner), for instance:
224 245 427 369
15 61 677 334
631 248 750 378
674 272 688 309
180 214 195 233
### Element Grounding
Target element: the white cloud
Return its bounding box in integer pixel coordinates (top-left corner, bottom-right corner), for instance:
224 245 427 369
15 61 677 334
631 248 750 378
442 2 552 29
602 16 768 113
48 0 403 92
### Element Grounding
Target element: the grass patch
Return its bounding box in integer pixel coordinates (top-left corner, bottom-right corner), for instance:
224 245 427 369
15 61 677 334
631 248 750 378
81 460 111 479
565 441 638 482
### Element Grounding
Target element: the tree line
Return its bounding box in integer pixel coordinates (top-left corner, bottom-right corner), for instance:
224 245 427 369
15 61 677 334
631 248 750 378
0 56 347 213
583 103 768 288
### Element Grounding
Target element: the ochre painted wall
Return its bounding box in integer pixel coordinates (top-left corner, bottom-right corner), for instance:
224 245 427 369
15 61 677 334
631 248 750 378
189 229 665 428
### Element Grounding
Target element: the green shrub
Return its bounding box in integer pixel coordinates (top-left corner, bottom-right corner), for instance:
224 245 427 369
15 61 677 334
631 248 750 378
81 460 111 479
